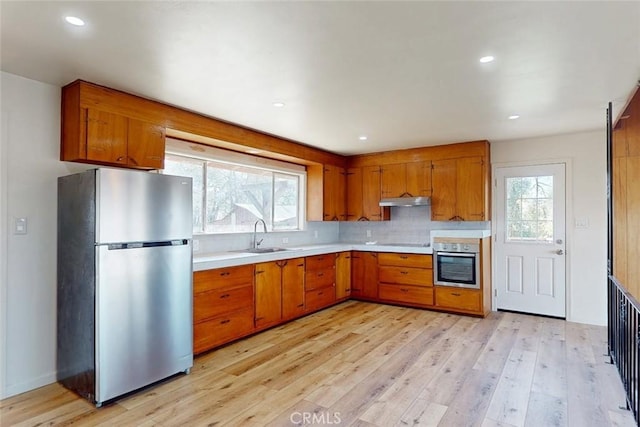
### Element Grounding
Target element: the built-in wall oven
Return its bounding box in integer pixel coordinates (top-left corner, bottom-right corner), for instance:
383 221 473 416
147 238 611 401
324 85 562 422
433 238 480 289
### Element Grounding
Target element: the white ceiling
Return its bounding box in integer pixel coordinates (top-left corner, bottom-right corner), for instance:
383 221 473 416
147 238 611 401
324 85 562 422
2 1 639 155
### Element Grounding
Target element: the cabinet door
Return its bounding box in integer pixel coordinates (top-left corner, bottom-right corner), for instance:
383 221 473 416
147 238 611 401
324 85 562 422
254 262 282 328
346 167 363 221
626 94 640 157
431 159 457 221
127 119 166 169
406 161 432 197
380 163 406 198
85 108 128 165
335 252 351 299
362 166 388 221
323 165 346 221
282 258 306 320
456 157 485 221
351 251 378 299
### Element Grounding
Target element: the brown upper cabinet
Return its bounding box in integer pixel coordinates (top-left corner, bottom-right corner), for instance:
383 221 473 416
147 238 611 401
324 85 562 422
381 161 432 198
431 156 487 221
346 166 390 221
62 84 166 169
323 165 347 221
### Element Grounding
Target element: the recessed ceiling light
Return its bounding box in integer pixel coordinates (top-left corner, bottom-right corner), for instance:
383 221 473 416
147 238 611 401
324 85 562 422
65 16 85 26
479 56 495 63
508 115 520 120
272 102 285 108
359 136 368 141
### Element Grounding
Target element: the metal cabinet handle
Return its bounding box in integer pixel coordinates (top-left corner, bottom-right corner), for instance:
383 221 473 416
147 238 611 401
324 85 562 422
220 293 230 299
220 319 230 325
451 293 461 297
400 271 408 275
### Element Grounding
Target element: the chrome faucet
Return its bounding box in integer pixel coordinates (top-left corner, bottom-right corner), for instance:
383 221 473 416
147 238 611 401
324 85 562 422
253 219 267 249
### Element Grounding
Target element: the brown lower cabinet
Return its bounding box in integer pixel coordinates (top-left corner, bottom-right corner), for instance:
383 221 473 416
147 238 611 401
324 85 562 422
377 252 434 307
351 251 378 300
434 287 482 314
193 265 255 354
194 249 490 354
305 254 336 312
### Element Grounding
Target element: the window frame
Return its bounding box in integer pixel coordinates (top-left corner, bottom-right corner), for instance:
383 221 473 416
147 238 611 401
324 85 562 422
163 138 306 235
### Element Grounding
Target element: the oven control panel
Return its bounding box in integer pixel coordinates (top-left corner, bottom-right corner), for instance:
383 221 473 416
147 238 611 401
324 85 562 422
433 242 479 253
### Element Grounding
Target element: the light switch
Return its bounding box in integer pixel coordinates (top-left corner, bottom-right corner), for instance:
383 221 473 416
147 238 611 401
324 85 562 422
15 217 27 235
366 230 372 238
575 217 589 229
192 239 200 251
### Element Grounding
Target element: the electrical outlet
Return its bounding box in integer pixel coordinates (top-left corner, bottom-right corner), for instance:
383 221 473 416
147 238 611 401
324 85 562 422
14 217 27 235
192 239 200 251
366 230 372 238
282 237 289 244
314 230 319 238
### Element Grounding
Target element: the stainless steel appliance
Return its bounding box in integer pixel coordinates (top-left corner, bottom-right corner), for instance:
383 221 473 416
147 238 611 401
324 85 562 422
433 238 480 289
57 168 193 407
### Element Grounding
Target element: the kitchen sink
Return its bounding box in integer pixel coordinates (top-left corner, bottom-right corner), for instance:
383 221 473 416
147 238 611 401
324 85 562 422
232 247 291 254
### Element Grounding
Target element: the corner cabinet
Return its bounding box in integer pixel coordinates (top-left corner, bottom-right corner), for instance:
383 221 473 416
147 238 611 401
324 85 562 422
346 166 389 221
61 82 166 170
351 251 379 300
431 156 488 221
307 163 347 222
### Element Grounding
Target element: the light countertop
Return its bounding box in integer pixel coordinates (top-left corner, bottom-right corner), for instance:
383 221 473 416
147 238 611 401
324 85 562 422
193 242 433 271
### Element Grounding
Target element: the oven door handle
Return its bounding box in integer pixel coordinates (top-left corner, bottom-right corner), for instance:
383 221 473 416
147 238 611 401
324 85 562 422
436 251 477 257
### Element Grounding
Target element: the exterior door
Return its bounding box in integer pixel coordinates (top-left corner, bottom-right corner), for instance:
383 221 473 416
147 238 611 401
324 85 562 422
495 163 566 317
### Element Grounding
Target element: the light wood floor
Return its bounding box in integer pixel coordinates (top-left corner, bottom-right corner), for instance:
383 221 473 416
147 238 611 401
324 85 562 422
1 301 637 427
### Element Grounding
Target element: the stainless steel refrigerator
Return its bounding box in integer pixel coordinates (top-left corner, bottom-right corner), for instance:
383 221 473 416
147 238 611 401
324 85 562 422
57 168 193 407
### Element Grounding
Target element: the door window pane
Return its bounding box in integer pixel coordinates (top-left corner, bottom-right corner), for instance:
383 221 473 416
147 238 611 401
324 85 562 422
506 175 553 242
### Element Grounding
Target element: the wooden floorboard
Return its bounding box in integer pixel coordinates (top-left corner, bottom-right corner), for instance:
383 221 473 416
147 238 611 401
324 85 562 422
0 301 636 427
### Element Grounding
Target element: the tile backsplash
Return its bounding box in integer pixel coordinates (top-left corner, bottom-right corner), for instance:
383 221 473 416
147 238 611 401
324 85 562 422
193 221 339 254
338 206 490 244
193 206 489 254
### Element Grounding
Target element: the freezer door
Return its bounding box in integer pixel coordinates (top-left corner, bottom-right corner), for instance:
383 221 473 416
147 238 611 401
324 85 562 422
96 168 192 243
96 243 193 404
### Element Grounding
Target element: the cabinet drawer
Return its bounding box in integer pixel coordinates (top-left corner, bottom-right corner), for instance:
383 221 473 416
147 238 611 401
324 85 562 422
378 253 432 268
305 268 336 291
194 265 254 294
305 287 336 312
435 287 481 312
193 308 254 354
193 285 253 323
379 284 434 306
379 266 433 287
306 254 335 271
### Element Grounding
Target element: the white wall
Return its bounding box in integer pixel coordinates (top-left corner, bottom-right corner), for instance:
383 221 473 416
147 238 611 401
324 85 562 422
0 72 90 398
491 130 607 325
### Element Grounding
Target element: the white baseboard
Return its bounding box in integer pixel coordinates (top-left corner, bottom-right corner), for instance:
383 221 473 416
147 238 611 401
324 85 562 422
3 371 56 399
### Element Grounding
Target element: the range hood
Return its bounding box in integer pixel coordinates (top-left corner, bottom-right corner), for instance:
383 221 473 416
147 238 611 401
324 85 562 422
379 196 431 207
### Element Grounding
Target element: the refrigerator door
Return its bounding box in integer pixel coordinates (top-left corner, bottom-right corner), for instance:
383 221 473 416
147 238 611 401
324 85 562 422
96 168 192 244
95 242 193 404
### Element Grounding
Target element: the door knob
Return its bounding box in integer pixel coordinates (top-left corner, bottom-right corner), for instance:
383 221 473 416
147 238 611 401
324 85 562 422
556 239 563 244
555 249 564 255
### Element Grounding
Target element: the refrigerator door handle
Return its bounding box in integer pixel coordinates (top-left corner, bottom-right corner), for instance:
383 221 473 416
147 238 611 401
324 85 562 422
107 240 190 250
